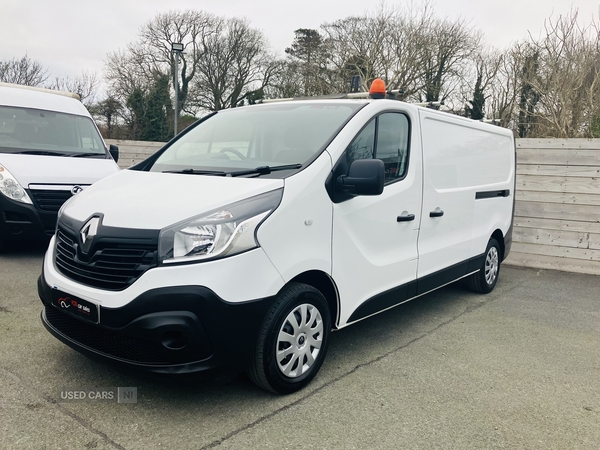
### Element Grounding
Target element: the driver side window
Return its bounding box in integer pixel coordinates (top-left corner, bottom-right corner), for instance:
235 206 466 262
345 113 410 184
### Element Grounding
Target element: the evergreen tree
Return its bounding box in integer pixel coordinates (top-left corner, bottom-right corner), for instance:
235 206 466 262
517 51 540 138
465 73 485 120
126 74 172 142
284 29 331 96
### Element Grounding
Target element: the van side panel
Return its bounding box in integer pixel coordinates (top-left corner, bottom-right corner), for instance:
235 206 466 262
469 129 515 258
418 111 514 279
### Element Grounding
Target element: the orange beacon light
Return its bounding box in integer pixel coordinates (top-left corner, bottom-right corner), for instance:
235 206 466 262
369 78 386 99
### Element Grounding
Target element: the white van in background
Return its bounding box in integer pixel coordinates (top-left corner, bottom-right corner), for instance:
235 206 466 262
0 82 120 251
38 86 515 394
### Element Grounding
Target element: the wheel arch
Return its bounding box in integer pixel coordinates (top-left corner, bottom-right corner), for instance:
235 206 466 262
287 270 340 329
491 228 505 260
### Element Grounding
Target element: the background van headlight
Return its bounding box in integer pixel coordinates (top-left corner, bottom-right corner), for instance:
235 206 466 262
0 164 32 204
158 189 282 264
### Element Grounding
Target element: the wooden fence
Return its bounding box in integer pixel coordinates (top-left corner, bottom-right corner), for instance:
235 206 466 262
504 139 600 275
106 139 164 169
106 138 600 275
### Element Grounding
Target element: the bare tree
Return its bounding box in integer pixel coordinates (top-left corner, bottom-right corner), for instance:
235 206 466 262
458 49 503 120
385 3 437 99
105 11 213 118
321 5 428 95
319 2 480 103
47 71 100 106
321 15 384 92
0 54 48 86
487 45 525 129
420 16 481 104
526 10 600 137
132 10 217 114
105 10 275 122
105 49 155 130
189 17 278 111
486 9 600 137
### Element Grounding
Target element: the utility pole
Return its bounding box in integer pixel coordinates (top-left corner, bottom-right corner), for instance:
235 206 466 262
171 43 184 138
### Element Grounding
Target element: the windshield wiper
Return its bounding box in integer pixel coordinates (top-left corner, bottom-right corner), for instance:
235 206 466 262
229 164 302 177
162 168 228 176
160 164 302 177
70 153 106 158
10 150 69 156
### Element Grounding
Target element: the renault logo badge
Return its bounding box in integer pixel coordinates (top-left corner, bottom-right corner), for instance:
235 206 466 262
80 217 100 254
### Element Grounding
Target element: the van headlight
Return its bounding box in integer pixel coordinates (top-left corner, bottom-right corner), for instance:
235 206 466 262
0 164 32 204
158 189 282 264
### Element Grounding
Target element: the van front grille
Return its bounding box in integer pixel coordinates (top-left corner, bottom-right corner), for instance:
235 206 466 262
55 228 158 291
29 189 74 212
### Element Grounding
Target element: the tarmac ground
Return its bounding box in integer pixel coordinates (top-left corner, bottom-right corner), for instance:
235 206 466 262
1 240 599 449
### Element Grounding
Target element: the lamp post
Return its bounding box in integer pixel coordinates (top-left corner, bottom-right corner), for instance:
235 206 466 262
171 42 184 137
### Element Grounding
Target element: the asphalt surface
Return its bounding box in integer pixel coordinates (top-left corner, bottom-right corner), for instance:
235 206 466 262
0 240 599 449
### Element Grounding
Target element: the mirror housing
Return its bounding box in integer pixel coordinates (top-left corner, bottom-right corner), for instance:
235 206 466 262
336 159 384 197
109 144 119 163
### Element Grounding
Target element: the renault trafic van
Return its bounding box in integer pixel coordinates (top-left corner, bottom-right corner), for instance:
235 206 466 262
0 82 119 251
39 95 515 394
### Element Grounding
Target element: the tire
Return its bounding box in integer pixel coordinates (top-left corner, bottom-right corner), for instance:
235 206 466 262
248 282 331 394
467 238 501 294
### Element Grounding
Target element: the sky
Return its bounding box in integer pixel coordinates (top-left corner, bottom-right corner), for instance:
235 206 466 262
0 0 597 87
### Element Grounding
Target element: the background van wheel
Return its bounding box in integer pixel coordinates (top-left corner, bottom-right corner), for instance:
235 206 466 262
248 282 331 394
467 238 500 294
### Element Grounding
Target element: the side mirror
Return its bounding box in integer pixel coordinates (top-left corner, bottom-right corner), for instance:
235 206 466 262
336 159 384 197
109 144 119 163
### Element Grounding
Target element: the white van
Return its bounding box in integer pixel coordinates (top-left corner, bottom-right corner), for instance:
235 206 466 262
0 82 119 251
38 94 515 394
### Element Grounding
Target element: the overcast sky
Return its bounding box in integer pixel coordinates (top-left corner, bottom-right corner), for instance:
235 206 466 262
1 0 597 85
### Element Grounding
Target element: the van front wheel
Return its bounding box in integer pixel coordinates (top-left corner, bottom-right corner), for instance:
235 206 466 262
248 283 331 394
467 238 500 294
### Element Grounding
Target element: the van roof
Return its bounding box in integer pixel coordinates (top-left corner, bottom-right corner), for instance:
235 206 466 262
0 82 90 117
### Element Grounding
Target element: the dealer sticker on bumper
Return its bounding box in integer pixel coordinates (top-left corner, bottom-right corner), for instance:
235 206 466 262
52 291 99 324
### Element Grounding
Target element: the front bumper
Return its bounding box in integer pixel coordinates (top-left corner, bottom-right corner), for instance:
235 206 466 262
38 275 273 375
0 193 56 242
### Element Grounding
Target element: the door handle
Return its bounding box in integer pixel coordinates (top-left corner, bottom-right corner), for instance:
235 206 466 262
397 214 415 222
429 210 444 218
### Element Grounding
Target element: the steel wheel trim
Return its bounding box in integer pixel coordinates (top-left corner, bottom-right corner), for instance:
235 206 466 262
485 246 499 285
276 303 324 379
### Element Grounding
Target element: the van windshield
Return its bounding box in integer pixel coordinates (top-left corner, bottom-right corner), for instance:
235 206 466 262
149 102 364 176
0 105 106 156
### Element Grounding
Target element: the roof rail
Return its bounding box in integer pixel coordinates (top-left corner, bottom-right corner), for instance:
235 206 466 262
254 78 447 109
0 82 81 101
256 89 405 104
482 118 501 125
413 101 444 108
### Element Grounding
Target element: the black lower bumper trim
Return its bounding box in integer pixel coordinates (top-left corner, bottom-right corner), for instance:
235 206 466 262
38 275 274 375
43 307 176 364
